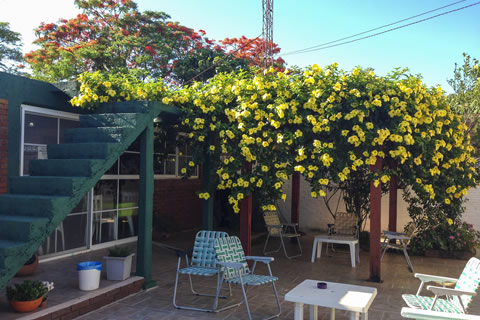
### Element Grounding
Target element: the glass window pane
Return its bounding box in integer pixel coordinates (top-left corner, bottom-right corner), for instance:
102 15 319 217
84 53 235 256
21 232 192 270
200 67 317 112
24 113 58 144
71 194 88 214
59 119 79 143
118 180 139 239
92 211 115 245
23 145 47 175
127 136 140 152
120 152 139 175
105 160 119 175
154 155 165 175
93 180 117 211
38 214 87 256
166 155 176 175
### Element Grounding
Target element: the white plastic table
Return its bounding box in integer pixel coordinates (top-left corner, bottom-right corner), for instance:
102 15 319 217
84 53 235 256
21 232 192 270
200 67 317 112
285 280 377 320
311 235 359 267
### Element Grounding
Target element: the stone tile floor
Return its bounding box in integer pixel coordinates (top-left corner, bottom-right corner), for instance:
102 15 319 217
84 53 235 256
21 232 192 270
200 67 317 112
2 230 479 320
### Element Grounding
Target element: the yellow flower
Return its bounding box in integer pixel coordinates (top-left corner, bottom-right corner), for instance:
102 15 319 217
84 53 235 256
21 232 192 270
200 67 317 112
237 193 244 200
261 165 269 172
188 161 195 167
311 191 317 198
209 145 215 151
447 218 453 225
281 194 287 201
181 168 187 174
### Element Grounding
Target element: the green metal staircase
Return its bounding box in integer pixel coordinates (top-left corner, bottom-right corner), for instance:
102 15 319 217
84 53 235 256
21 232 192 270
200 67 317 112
0 101 179 291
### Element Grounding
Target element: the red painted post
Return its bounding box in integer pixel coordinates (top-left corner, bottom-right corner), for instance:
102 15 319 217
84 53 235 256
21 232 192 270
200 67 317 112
240 163 252 256
291 172 300 224
369 157 382 282
388 174 398 232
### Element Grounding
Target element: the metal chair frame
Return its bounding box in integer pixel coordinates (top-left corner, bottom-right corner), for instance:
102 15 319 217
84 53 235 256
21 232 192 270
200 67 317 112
263 211 302 259
173 230 236 312
215 236 281 320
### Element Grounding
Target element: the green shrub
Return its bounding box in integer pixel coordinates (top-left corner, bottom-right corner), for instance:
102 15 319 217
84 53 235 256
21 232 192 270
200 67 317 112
6 280 48 302
108 246 131 257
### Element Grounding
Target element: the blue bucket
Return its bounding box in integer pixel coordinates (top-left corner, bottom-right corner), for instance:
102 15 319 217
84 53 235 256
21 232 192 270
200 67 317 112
77 261 102 271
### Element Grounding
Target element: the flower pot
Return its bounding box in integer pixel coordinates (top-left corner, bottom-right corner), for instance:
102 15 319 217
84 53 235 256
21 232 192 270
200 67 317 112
15 255 38 277
9 296 43 313
104 254 134 281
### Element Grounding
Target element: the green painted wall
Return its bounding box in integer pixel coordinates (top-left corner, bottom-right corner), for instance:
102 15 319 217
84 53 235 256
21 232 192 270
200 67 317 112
0 72 88 187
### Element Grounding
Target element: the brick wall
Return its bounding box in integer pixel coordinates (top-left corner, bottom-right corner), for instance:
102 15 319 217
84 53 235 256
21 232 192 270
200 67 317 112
153 178 203 231
0 99 7 194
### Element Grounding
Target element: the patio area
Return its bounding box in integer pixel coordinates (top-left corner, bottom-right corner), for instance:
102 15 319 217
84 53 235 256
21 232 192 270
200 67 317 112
2 230 480 320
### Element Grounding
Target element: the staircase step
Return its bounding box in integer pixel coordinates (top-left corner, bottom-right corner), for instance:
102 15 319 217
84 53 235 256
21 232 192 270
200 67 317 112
95 102 150 114
47 143 121 159
64 127 128 143
0 215 49 242
0 194 70 217
29 159 104 177
79 113 139 128
0 240 29 269
9 176 88 196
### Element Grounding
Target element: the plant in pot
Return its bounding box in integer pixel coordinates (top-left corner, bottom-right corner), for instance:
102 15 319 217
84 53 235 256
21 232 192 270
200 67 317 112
6 280 54 313
104 246 134 281
15 254 39 277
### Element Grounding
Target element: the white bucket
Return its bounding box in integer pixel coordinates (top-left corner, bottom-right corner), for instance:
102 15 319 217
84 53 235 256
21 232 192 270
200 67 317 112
77 261 102 291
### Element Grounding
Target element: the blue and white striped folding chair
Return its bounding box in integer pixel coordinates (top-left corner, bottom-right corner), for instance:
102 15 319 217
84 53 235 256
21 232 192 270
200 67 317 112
214 235 281 320
173 230 232 312
403 257 480 315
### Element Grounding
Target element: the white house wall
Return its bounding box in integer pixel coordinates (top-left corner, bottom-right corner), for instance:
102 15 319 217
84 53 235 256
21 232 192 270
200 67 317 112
277 176 480 233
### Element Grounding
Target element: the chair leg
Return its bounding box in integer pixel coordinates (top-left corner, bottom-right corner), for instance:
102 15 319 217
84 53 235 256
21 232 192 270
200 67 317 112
281 236 302 259
266 264 282 319
239 278 253 320
380 237 389 260
401 241 414 273
264 235 282 255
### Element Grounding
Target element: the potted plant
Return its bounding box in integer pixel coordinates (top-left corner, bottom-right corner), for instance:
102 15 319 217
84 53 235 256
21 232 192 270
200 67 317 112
104 246 134 280
15 254 39 277
6 280 54 313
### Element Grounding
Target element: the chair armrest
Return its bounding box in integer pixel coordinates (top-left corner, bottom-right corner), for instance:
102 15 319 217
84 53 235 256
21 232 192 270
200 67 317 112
383 230 410 240
174 248 193 258
427 285 477 297
383 230 407 236
267 224 283 229
283 222 298 228
415 273 458 284
401 307 480 320
217 261 245 270
246 256 274 264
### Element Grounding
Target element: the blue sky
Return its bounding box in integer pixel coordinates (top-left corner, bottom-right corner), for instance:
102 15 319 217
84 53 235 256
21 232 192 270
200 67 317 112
1 0 479 92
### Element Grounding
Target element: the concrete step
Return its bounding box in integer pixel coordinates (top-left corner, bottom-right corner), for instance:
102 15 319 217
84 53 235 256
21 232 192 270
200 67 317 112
64 127 128 143
47 143 121 160
9 176 88 196
0 194 70 217
29 159 104 177
79 113 139 128
0 215 49 242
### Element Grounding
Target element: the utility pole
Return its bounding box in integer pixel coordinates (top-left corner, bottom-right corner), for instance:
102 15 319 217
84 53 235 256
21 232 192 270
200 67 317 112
262 0 274 68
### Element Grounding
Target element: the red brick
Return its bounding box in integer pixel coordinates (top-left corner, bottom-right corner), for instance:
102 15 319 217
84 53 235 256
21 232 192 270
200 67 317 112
70 299 90 311
51 306 72 319
60 310 80 320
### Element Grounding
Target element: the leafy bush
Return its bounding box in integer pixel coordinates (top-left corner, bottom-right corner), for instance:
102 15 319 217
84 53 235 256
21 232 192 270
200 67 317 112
405 189 480 255
108 246 131 257
6 280 48 302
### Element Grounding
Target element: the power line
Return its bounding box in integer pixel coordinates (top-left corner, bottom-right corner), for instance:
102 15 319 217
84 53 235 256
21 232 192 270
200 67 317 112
282 0 479 56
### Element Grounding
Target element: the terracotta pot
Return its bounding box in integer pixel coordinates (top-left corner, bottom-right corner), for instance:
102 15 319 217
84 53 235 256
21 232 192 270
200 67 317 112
15 255 39 277
9 296 43 313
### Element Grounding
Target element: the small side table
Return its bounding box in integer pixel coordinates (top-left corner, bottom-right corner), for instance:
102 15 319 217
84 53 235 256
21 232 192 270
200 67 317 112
311 235 359 267
285 279 377 320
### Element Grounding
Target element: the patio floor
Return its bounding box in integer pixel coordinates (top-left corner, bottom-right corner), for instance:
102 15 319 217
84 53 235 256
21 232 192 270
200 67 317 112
2 230 480 320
